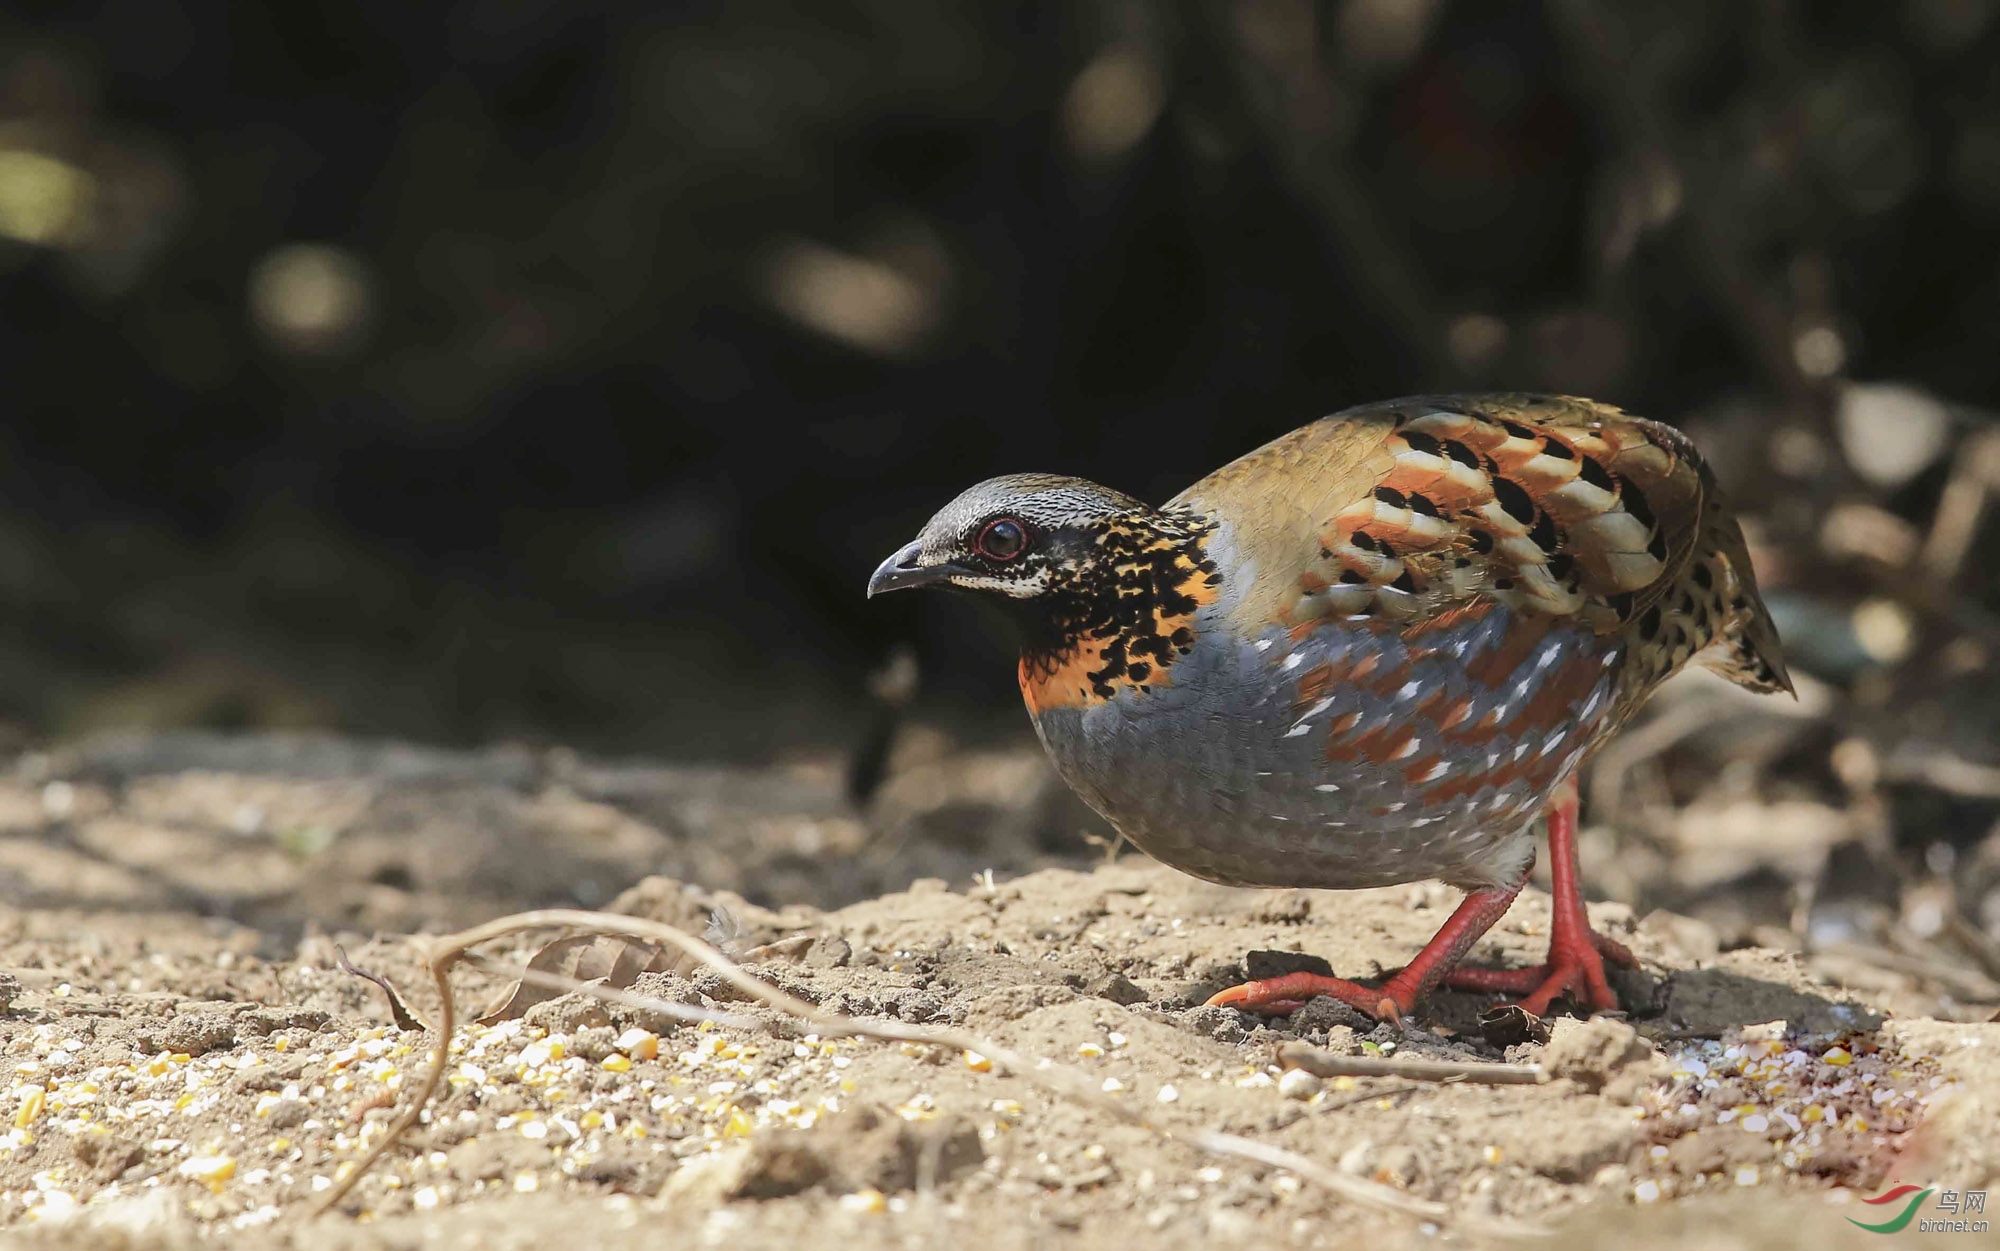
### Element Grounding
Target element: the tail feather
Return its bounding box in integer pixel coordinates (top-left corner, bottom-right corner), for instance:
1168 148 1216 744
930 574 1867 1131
1695 615 1794 695
1695 519 1794 696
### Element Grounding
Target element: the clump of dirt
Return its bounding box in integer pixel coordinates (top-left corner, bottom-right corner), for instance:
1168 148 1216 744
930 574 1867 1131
0 734 1994 1248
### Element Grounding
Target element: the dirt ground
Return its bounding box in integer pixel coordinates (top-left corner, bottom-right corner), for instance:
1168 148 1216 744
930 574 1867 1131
0 730 1995 1249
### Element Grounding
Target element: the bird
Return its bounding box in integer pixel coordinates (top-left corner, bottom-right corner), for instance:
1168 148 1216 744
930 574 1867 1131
867 394 1791 1023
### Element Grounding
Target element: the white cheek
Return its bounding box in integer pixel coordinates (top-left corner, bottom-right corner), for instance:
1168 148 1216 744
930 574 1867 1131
948 570 1051 598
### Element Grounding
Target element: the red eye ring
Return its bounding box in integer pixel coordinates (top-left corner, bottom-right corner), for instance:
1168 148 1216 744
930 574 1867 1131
975 517 1029 561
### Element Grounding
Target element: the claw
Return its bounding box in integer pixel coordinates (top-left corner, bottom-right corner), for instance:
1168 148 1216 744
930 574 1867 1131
1443 934 1631 1017
1594 929 1638 969
1204 971 1413 1024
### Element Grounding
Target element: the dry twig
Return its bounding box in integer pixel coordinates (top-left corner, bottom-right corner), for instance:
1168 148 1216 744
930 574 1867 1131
1318 1083 1430 1115
333 946 425 1032
306 907 1554 1237
1276 1040 1548 1085
457 951 764 1031
1943 913 2000 989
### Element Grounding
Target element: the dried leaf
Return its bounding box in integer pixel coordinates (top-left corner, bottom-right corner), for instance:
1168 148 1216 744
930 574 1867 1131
739 934 816 964
475 934 671 1024
1477 1003 1550 1048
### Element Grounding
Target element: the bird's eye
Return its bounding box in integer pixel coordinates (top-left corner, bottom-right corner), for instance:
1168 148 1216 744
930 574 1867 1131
975 517 1028 562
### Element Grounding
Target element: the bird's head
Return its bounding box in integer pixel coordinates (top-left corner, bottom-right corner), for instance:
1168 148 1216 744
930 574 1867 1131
868 474 1224 692
866 474 1154 603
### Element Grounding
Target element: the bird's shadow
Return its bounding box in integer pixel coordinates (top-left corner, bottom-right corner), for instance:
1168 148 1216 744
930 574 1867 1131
1207 954 1884 1046
1634 964 1884 1039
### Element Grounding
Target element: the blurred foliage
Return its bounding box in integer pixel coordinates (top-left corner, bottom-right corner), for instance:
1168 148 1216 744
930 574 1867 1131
0 0 1996 762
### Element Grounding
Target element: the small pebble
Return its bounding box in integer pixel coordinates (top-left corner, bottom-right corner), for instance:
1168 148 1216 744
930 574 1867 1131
1278 1069 1322 1101
841 1188 888 1213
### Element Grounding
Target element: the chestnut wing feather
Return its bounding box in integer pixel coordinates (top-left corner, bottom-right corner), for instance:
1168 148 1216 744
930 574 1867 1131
1172 393 1790 694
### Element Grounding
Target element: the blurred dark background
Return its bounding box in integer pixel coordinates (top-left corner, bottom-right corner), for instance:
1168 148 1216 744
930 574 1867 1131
0 0 1997 764
4 0 2000 998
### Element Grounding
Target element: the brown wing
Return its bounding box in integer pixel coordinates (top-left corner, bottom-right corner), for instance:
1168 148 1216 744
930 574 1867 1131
1172 393 1790 693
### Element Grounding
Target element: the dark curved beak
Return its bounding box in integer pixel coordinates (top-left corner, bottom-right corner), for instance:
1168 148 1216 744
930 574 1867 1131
867 541 954 597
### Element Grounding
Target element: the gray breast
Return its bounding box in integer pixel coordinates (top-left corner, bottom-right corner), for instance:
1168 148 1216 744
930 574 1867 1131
1028 597 1622 894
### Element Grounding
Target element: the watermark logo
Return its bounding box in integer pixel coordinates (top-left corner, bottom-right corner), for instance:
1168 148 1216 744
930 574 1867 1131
1847 1184 1988 1235
1848 1186 1933 1234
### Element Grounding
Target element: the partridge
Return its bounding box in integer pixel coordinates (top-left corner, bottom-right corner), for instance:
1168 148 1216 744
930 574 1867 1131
868 395 1791 1022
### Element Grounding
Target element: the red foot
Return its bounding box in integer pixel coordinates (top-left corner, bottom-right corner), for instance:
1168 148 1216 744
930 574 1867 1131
1443 781 1638 1018
1206 972 1412 1025
1206 880 1526 1026
1443 929 1636 1016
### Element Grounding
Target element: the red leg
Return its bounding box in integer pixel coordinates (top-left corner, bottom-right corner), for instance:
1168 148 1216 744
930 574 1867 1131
1440 778 1636 1016
1206 880 1522 1025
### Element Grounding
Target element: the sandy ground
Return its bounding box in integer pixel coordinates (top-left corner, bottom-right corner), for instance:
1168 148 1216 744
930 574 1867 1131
0 731 1994 1249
